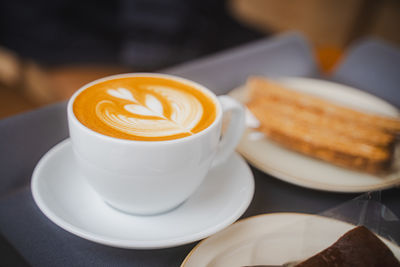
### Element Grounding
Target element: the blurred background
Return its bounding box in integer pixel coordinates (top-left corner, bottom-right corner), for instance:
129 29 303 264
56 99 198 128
0 0 399 119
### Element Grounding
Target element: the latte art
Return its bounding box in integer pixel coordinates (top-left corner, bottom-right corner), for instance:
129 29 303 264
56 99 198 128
97 87 203 137
73 76 217 141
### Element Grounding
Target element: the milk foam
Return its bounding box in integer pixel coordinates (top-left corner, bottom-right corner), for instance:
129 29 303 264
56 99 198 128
95 86 204 138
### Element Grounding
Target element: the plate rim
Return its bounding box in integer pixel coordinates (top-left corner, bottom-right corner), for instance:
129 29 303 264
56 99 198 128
31 139 255 249
230 76 400 193
181 212 400 266
239 146 400 193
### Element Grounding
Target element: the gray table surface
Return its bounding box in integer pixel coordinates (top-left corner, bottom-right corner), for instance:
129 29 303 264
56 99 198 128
0 33 399 266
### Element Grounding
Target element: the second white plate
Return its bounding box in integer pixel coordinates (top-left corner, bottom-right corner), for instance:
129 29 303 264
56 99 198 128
182 213 400 267
229 77 400 193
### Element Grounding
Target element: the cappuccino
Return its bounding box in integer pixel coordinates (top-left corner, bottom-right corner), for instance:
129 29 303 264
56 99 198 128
68 73 245 214
73 76 217 141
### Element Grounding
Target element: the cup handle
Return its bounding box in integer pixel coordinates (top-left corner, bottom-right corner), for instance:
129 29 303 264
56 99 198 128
212 95 245 168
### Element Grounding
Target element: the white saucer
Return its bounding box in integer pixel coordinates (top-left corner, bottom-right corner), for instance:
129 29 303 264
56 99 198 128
31 139 254 249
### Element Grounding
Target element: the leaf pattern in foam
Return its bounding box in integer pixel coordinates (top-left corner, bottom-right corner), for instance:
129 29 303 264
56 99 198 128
148 86 203 131
97 86 203 137
124 104 160 117
107 88 137 102
145 94 164 116
108 88 164 118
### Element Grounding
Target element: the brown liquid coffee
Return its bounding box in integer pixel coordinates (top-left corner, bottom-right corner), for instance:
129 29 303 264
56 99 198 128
73 76 217 141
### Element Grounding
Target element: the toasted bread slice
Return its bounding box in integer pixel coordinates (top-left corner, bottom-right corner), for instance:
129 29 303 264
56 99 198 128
248 77 400 133
248 100 391 173
246 77 399 173
250 98 395 147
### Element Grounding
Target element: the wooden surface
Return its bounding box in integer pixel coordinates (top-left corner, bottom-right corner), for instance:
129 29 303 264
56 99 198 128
0 87 37 118
229 0 400 48
230 0 364 47
0 65 129 119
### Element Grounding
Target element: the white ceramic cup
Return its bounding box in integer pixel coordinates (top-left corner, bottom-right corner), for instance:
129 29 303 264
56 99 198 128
67 73 245 215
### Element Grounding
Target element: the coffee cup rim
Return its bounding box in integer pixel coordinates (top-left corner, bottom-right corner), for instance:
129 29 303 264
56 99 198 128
67 72 222 145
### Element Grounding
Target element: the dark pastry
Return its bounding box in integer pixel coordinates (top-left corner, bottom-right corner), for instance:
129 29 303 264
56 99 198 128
295 226 400 267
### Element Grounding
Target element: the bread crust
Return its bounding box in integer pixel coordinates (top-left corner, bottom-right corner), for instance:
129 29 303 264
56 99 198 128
246 77 399 173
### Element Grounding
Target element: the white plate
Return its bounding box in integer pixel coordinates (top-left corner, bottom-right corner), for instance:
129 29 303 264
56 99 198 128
31 139 254 249
229 77 400 193
182 212 400 267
